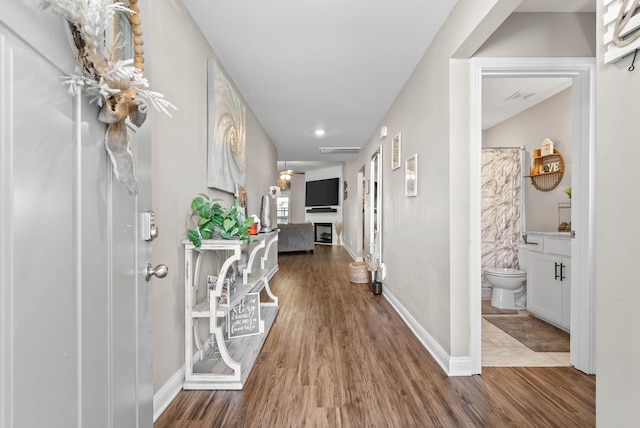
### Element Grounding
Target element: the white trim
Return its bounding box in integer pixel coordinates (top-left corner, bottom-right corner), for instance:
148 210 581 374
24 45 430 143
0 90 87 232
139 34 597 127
469 57 596 375
449 357 473 377
73 93 83 428
342 243 362 262
568 65 597 375
469 59 483 375
370 147 382 262
153 367 184 422
383 288 471 376
356 168 365 259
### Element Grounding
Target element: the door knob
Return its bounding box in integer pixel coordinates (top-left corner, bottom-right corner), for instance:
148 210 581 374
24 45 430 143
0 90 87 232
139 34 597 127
145 262 168 281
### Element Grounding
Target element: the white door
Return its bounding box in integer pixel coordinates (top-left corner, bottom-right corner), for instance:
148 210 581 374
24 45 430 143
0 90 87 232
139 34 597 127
1 2 156 427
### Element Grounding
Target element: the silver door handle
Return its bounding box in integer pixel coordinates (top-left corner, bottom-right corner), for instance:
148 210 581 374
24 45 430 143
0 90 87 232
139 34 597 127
145 263 168 281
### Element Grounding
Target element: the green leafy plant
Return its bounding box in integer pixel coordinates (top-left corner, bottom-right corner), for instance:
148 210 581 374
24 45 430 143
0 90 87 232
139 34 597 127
187 194 254 247
564 187 572 199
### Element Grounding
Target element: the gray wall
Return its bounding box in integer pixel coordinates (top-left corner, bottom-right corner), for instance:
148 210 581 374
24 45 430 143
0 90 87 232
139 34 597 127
475 13 596 57
145 0 277 392
141 0 640 422
289 174 307 223
342 8 595 360
596 4 640 424
483 88 573 232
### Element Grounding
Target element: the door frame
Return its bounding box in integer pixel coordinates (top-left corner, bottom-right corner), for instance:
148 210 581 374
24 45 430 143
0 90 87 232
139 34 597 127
370 147 383 263
469 57 596 374
356 166 365 260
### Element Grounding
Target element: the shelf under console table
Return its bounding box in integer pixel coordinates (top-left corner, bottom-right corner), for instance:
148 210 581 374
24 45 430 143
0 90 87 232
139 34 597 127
183 231 279 390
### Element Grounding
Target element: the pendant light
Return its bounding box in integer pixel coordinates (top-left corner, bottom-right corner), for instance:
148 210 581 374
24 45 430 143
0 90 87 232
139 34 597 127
278 161 293 190
280 161 293 181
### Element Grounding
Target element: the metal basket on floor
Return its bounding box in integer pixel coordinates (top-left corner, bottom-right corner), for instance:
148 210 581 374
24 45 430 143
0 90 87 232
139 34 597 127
348 262 369 283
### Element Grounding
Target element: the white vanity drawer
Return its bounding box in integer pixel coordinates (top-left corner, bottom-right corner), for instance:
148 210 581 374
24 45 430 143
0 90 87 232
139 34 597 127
525 235 544 252
544 237 571 257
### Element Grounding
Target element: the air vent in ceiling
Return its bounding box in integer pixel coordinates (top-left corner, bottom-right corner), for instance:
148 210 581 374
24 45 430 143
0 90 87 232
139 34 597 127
319 146 361 154
504 91 536 101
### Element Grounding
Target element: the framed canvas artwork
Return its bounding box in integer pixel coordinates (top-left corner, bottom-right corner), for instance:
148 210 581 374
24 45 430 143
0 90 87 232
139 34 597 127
207 60 247 193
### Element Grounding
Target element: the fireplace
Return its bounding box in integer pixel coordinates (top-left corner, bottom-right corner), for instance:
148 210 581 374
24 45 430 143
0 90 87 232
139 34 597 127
314 222 332 244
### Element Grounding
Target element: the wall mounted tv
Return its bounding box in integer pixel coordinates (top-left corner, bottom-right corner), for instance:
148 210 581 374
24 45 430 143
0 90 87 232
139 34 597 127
305 177 340 207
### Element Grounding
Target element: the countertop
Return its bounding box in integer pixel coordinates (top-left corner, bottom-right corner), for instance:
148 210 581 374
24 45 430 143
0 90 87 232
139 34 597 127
525 231 572 237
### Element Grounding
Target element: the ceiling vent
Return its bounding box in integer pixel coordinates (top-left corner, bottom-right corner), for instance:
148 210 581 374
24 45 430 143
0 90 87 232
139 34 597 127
319 146 361 154
504 91 536 101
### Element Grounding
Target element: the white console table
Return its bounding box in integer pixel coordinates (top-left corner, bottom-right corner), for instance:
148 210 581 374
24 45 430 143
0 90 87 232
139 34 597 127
183 231 279 389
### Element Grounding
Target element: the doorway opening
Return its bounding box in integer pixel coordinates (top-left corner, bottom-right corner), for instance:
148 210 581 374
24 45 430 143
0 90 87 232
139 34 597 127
469 57 595 375
481 78 572 368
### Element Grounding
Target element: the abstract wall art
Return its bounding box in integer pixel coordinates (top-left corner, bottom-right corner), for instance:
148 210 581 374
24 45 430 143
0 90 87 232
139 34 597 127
207 60 247 193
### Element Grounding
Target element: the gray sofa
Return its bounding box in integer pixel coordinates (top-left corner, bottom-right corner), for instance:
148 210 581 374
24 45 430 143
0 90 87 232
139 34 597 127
278 222 314 253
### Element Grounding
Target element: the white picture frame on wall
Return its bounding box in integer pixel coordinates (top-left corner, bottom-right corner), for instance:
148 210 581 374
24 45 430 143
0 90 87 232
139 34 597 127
405 153 418 197
391 132 401 170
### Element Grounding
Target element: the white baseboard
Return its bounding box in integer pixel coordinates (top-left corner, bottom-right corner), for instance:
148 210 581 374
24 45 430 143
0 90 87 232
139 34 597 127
448 356 473 376
342 243 362 262
153 366 184 422
382 288 472 376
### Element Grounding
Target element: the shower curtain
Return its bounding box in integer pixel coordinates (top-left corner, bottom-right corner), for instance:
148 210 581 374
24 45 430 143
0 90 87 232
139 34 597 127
481 148 522 287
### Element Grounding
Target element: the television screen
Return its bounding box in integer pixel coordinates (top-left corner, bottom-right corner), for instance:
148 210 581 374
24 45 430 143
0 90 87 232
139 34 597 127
305 177 339 207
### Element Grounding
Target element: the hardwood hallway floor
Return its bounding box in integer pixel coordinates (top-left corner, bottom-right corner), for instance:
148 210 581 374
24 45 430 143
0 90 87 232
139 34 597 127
155 245 595 427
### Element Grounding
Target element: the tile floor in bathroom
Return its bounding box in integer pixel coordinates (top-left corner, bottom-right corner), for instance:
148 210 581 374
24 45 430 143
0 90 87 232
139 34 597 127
482 310 571 367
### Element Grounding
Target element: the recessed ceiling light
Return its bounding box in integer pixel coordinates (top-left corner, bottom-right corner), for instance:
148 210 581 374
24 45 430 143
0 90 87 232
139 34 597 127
314 129 325 136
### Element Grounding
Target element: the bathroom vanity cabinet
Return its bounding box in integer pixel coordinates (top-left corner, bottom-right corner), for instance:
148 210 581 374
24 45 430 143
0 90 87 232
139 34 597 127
525 233 571 331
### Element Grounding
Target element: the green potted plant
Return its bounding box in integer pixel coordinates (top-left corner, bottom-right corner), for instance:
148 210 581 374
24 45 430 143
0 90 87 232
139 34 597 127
187 194 254 248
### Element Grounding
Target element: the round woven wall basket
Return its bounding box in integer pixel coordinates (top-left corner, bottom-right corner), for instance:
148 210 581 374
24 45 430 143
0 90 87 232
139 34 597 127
348 262 369 283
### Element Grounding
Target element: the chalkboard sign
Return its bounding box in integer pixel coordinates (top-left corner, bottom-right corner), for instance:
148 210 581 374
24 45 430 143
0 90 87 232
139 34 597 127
228 293 261 338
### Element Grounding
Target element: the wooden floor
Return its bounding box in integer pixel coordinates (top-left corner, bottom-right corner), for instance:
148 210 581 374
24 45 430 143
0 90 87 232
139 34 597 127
155 245 595 427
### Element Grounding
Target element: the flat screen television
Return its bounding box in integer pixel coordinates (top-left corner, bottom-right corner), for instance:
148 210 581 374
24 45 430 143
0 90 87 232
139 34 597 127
305 177 339 207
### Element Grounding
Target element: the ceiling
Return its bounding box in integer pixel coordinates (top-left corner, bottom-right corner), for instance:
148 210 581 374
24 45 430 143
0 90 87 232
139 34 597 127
482 77 572 130
181 0 595 172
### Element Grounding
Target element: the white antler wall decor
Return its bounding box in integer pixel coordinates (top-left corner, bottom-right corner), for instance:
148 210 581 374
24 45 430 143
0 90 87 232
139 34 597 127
604 0 640 64
42 0 176 194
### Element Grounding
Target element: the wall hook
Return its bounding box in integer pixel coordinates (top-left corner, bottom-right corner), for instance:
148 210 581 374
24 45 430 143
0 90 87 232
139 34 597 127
630 49 638 71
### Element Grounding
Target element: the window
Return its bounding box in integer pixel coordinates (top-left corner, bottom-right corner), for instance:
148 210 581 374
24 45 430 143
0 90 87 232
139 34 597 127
276 192 290 224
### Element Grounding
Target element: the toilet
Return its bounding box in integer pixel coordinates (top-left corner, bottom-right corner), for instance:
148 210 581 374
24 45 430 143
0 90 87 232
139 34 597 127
485 247 527 310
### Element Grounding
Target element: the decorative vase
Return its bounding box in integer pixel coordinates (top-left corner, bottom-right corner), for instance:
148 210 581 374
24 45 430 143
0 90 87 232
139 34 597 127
260 195 272 232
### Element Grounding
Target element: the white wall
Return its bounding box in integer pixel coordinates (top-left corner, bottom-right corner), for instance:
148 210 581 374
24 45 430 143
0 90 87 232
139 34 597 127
483 88 573 232
304 165 343 245
596 3 640 424
289 174 306 223
145 0 277 394
341 164 366 257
